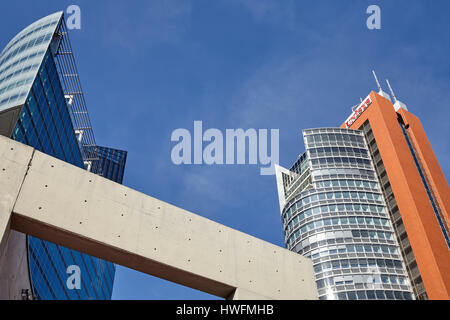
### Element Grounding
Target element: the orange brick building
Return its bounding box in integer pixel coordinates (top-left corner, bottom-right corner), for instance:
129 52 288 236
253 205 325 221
341 90 450 300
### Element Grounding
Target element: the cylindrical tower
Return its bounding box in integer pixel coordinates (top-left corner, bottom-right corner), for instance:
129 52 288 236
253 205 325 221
276 128 414 300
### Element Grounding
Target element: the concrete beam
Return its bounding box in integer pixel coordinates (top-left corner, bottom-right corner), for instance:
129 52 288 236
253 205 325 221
0 136 318 300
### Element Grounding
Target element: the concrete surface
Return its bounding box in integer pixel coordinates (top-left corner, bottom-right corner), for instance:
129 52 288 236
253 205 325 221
0 135 318 300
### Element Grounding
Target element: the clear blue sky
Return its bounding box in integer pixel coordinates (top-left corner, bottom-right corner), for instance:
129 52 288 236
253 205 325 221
1 0 449 299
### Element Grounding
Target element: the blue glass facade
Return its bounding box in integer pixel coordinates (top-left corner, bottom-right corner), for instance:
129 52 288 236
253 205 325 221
89 146 127 184
1 12 126 299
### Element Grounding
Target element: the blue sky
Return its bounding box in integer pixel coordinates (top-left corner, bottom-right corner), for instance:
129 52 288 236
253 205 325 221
1 0 449 299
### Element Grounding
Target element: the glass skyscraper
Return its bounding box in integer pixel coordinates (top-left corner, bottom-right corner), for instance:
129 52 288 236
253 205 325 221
275 128 414 300
0 12 127 299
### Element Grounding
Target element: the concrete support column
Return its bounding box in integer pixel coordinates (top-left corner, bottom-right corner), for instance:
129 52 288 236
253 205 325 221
0 137 34 299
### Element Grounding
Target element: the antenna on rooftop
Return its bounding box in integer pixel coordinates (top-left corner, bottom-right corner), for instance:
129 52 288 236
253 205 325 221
370 70 392 102
385 79 398 103
372 70 382 92
386 79 408 112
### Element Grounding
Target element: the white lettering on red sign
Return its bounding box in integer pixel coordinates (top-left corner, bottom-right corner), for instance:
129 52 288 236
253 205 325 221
344 96 372 128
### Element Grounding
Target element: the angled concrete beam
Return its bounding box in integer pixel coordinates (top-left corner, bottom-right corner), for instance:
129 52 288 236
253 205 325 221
0 136 317 300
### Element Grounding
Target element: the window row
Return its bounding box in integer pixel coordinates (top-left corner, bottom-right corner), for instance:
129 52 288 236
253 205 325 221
309 146 368 157
316 272 408 289
0 61 39 86
286 214 390 235
315 178 379 190
305 133 364 145
307 243 398 260
311 156 372 168
288 228 395 248
319 290 412 300
312 167 375 179
314 258 405 276
0 49 45 78
0 76 34 96
285 200 387 225
0 91 27 107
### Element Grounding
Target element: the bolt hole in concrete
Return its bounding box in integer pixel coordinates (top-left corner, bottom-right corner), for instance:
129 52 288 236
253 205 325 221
38 207 42 210
10 148 13 150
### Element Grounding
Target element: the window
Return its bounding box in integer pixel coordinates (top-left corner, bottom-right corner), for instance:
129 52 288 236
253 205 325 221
377 259 386 268
347 291 357 300
385 291 394 299
356 291 366 300
337 292 347 300
394 291 403 300
366 291 376 299
375 291 385 299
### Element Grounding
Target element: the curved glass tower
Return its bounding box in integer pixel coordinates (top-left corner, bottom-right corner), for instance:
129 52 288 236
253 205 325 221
0 12 127 299
275 128 413 300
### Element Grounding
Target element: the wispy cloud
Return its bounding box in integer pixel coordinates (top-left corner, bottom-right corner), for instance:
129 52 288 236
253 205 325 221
230 0 296 30
102 0 192 52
